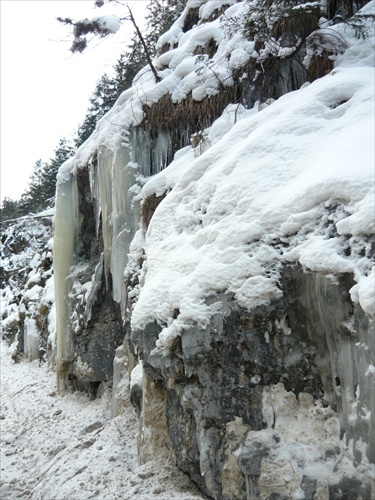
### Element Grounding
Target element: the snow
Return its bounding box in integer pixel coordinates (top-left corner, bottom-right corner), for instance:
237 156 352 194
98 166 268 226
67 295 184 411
0 342 205 500
56 0 258 178
1 215 54 360
92 15 121 33
351 267 375 315
253 383 375 498
199 0 239 21
130 362 143 390
130 59 374 346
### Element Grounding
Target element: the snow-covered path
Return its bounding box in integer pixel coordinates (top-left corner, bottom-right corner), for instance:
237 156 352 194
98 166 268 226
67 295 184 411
0 344 205 500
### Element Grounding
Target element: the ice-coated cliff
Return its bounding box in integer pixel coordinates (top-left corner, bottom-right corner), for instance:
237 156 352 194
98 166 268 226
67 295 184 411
31 0 375 498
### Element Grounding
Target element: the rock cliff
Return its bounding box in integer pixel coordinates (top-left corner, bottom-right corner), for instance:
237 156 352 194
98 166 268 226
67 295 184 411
4 1 373 499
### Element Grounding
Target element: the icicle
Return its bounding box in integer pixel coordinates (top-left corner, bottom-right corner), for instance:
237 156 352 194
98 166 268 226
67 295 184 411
24 317 40 361
88 143 141 320
132 127 152 177
89 155 101 238
154 130 172 173
110 144 140 319
97 146 114 288
53 174 79 391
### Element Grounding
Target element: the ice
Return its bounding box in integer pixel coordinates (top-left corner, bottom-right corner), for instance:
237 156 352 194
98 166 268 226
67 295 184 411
23 317 40 361
53 174 79 389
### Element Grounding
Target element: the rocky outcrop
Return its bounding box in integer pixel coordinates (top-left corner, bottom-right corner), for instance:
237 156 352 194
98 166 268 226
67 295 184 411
127 264 374 499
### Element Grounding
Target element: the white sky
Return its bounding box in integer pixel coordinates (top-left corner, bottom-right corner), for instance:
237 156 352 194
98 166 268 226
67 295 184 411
0 0 149 203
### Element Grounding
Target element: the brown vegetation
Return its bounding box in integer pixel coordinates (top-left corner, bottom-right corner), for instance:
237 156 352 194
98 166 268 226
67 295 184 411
307 52 334 81
140 194 167 229
194 38 218 58
183 7 200 33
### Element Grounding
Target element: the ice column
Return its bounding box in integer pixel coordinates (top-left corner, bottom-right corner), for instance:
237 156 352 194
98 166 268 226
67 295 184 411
110 145 139 316
96 145 139 319
24 317 40 361
97 146 114 287
53 174 79 390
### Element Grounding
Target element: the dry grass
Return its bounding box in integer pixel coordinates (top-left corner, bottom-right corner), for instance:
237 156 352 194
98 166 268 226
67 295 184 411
183 7 200 33
194 38 218 58
2 319 20 345
144 84 240 133
140 193 166 229
38 303 49 317
202 4 231 22
307 51 334 81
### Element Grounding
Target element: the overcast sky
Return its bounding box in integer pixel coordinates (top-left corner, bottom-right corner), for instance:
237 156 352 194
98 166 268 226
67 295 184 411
0 0 149 203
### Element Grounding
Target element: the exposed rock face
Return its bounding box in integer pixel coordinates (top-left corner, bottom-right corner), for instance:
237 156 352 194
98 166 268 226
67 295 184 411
129 265 374 499
72 274 124 395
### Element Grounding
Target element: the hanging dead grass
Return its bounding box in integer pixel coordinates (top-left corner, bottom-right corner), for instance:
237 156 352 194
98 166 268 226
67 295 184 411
140 193 167 229
202 4 231 23
194 38 218 58
144 83 242 133
307 51 334 81
183 7 200 33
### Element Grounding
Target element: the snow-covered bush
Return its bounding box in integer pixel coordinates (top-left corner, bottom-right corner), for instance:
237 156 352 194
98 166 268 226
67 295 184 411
191 130 211 156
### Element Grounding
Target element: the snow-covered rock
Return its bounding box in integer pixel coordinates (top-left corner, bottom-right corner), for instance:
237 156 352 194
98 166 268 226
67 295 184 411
1 213 54 362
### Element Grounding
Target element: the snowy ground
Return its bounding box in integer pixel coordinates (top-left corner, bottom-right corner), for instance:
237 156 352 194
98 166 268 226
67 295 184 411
0 343 205 500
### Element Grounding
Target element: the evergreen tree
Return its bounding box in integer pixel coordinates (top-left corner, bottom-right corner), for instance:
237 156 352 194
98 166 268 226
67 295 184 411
145 0 186 54
44 138 76 203
71 1 187 148
75 74 117 147
19 159 50 214
0 198 21 221
18 138 75 215
327 0 369 20
113 52 135 92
